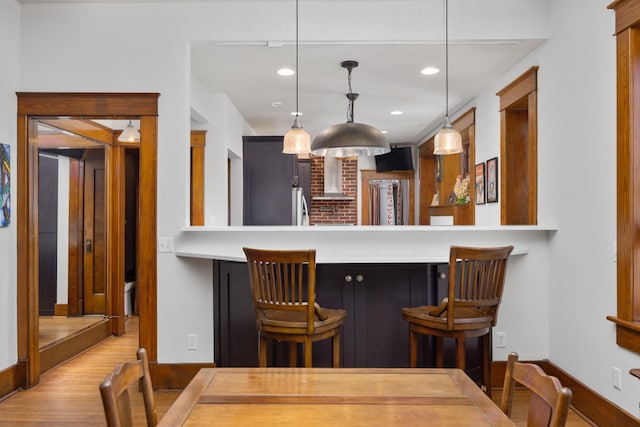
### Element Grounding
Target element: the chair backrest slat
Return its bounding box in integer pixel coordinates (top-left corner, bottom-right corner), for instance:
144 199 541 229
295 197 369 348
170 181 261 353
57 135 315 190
446 246 514 329
244 248 317 333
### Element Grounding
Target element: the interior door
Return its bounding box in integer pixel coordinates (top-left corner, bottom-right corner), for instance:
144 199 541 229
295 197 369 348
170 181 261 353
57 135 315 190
83 157 106 314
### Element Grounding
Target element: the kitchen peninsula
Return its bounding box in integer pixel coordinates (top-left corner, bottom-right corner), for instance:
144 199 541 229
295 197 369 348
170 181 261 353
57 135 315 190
175 225 554 371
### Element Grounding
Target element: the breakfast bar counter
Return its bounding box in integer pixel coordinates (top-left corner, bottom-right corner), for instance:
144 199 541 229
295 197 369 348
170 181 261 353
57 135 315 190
174 225 554 370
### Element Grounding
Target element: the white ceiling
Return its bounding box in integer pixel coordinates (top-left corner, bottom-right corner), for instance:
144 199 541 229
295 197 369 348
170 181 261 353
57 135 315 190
191 38 543 145
16 0 547 146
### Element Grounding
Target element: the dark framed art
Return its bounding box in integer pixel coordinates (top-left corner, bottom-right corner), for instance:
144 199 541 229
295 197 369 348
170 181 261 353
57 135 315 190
475 162 485 205
486 157 498 203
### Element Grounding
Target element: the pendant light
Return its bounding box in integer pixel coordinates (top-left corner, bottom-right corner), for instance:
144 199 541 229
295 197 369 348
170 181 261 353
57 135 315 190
311 60 390 158
433 0 462 155
282 0 311 155
117 120 140 143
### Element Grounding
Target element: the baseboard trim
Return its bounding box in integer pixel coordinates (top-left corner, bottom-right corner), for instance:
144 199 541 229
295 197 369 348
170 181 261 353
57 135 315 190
492 359 639 426
0 360 26 401
53 304 68 316
39 319 111 374
150 362 216 390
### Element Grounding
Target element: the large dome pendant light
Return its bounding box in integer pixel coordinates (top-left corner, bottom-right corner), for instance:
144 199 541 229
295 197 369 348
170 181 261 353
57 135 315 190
433 0 462 155
310 60 390 158
282 0 311 155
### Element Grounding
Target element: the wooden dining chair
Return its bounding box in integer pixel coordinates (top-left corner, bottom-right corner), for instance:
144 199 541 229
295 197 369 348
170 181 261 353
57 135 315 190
500 352 572 427
401 245 514 396
243 247 347 368
99 348 158 427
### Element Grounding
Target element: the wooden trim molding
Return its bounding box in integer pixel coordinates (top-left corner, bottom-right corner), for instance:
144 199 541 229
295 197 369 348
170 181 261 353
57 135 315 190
491 359 639 426
150 362 216 390
609 0 640 354
190 131 206 226
496 66 539 111
0 361 27 400
16 92 159 389
360 169 415 225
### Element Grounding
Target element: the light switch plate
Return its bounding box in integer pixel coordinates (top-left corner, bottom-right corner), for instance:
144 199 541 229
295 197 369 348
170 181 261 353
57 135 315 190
158 237 174 253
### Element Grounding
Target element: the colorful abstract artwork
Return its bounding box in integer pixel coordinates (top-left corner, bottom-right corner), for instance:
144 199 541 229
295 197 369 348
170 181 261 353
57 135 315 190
0 144 9 227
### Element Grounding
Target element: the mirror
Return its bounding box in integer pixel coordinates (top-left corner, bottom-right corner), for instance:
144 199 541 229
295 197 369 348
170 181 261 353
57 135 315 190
35 120 139 354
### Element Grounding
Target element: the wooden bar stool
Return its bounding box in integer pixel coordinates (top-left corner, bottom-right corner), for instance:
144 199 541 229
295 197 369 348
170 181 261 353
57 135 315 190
243 247 347 368
401 245 514 396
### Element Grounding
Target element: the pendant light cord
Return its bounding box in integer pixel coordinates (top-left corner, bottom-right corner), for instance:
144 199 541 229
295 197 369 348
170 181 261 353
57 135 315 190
445 0 449 120
295 0 300 117
347 67 354 122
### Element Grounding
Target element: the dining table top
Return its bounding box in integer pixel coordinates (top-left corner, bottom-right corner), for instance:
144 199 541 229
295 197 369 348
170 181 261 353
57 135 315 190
158 367 516 426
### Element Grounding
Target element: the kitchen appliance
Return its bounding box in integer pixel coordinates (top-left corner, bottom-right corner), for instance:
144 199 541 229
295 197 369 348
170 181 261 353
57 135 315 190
292 186 309 226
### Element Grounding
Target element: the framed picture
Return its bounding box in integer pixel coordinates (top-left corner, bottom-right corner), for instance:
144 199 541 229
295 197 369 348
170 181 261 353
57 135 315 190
486 157 498 203
0 143 9 227
435 155 442 183
475 163 485 205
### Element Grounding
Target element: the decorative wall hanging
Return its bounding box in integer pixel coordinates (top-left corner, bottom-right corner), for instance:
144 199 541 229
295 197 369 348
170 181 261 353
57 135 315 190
0 143 10 227
475 162 485 205
486 157 498 203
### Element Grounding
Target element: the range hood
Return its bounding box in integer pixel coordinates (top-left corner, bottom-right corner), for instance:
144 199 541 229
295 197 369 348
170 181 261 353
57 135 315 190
313 157 354 200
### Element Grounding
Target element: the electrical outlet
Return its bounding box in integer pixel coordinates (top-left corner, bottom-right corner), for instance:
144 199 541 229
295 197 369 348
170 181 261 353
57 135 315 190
496 331 506 348
613 366 622 390
158 237 174 253
187 334 198 350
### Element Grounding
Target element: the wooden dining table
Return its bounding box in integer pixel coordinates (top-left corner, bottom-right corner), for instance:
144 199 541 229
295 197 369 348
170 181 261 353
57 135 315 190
158 367 515 426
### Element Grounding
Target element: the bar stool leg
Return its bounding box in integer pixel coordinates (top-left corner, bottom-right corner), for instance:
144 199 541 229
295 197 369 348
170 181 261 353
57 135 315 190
435 336 444 367
332 333 341 368
482 333 492 397
289 342 298 367
455 334 466 370
303 337 313 367
259 336 268 367
409 328 418 368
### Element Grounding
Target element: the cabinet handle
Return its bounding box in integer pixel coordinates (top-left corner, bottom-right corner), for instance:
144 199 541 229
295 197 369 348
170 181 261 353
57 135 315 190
355 274 364 283
439 272 447 280
344 275 353 282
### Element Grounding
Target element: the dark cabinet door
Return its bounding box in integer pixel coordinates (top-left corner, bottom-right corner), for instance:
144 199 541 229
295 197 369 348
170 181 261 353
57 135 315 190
213 260 437 369
353 264 431 368
315 264 434 368
214 260 258 367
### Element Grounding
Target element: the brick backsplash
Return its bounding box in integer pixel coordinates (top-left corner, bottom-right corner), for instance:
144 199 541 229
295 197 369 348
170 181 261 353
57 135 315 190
309 156 357 225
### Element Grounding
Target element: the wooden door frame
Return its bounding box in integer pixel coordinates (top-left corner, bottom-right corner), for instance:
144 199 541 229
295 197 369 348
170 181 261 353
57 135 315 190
360 169 415 225
17 92 159 387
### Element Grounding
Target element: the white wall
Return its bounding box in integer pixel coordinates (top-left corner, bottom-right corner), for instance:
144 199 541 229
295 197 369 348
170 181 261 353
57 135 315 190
0 0 20 371
10 0 639 417
191 78 252 226
469 0 640 415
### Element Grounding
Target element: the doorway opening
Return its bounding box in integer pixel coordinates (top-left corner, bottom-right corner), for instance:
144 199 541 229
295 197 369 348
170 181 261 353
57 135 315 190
16 93 159 387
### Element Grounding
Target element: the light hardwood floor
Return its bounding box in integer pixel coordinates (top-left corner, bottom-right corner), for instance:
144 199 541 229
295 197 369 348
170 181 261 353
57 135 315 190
0 316 593 426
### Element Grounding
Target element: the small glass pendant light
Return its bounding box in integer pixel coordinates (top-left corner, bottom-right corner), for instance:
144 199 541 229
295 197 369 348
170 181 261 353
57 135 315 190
117 120 140 143
283 0 311 155
433 0 462 155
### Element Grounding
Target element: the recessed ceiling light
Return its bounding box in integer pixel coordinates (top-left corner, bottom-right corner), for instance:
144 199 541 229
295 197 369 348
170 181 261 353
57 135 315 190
271 101 283 107
421 67 440 75
381 130 389 134
277 68 295 76
390 111 403 115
